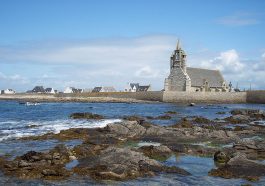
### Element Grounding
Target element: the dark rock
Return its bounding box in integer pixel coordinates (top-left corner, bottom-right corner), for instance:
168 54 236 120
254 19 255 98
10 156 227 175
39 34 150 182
189 103 195 106
193 117 211 124
74 147 190 181
106 121 146 138
165 111 178 114
225 115 250 124
209 153 265 181
233 140 265 159
171 118 193 128
155 115 172 120
230 109 265 120
123 115 144 122
70 112 104 119
21 151 42 162
139 145 172 160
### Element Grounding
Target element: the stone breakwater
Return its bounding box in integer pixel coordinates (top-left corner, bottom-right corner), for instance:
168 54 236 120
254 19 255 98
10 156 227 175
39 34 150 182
1 108 265 182
1 90 264 103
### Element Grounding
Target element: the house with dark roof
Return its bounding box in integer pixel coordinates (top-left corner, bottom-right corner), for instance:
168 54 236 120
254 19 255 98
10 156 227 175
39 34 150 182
45 88 55 94
1 89 16 94
64 87 83 93
164 40 228 92
124 83 151 92
31 86 45 93
92 86 116 93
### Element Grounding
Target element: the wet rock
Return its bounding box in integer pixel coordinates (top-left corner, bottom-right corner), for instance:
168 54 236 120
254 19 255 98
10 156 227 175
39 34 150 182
209 153 265 181
146 115 172 120
18 160 32 168
193 117 211 124
233 140 265 159
225 115 250 124
106 121 146 138
155 115 172 120
123 115 144 122
139 145 172 160
216 112 226 114
0 145 72 180
165 111 178 114
230 109 265 120
70 112 104 119
20 151 42 162
171 118 193 128
74 147 190 180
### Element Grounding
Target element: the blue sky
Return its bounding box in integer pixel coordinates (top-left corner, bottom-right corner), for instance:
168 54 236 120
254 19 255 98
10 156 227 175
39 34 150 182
0 0 265 91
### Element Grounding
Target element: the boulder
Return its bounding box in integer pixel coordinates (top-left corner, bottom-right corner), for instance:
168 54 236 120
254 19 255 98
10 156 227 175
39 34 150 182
74 147 190 181
106 121 146 138
70 112 104 119
209 153 265 181
225 115 250 124
139 145 173 160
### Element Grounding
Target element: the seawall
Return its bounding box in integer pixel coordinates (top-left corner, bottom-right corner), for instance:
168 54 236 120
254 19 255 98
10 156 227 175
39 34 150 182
163 91 247 103
246 90 265 104
0 90 264 104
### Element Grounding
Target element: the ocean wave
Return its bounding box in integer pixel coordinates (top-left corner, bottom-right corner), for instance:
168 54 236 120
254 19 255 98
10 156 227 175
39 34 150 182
0 119 121 142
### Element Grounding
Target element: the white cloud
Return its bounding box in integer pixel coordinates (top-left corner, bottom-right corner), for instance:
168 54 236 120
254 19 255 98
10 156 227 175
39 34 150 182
217 13 259 26
191 49 265 90
134 66 160 78
200 49 244 72
0 35 264 91
0 35 177 91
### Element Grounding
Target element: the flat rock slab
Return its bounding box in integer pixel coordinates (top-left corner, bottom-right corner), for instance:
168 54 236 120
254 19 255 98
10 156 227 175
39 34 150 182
74 147 190 181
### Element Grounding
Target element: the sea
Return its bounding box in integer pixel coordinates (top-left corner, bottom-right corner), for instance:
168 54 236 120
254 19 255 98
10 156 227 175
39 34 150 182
0 100 265 185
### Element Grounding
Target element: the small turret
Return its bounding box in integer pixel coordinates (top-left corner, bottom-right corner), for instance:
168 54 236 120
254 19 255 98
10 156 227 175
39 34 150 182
176 39 181 50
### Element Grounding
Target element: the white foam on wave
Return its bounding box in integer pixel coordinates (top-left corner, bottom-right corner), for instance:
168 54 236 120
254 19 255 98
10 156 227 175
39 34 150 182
0 119 121 142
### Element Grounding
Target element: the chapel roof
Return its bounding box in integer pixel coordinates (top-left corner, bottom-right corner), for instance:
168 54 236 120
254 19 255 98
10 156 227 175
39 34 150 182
186 67 225 88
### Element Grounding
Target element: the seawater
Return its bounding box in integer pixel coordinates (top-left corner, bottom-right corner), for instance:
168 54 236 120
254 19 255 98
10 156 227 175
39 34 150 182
0 100 265 185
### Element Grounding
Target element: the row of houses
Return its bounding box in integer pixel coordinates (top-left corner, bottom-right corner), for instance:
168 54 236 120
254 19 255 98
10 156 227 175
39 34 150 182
0 83 152 95
64 83 151 93
26 86 58 94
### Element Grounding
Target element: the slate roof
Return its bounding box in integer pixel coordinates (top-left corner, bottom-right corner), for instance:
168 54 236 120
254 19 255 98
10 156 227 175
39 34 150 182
32 86 45 93
129 83 139 90
186 67 225 88
92 87 102 92
45 88 53 92
137 85 151 92
92 86 116 92
102 87 116 92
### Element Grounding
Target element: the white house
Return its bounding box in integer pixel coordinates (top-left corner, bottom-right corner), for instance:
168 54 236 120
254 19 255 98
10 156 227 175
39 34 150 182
124 83 151 92
124 83 139 92
45 88 56 94
64 87 74 93
4 89 16 94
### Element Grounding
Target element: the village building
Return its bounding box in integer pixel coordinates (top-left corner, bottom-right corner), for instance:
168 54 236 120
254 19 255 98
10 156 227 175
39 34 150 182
164 40 228 92
1 89 16 94
124 83 151 92
45 88 56 94
31 86 45 93
92 86 116 93
63 87 83 94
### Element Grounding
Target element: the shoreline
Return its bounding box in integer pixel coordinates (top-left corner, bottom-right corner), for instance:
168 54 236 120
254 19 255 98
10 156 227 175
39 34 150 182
0 94 158 103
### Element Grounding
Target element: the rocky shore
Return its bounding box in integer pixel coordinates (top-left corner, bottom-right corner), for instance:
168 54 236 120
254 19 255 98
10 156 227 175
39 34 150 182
1 108 265 182
0 94 156 103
